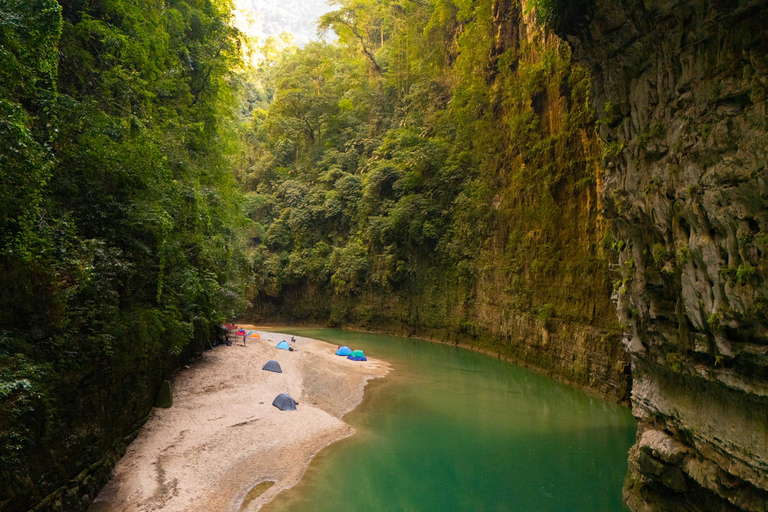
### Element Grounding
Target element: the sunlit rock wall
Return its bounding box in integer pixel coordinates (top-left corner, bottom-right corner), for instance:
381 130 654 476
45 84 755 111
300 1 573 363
557 0 768 508
250 0 631 403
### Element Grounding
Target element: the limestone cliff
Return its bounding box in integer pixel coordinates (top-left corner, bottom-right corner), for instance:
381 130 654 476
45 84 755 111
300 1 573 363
555 0 768 508
250 0 631 403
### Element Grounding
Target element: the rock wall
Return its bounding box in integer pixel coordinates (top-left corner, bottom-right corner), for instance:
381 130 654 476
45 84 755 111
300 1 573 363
253 279 630 401
250 1 631 403
556 0 768 508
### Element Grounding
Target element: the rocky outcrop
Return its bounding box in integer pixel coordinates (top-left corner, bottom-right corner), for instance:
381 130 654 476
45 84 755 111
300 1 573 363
556 0 768 508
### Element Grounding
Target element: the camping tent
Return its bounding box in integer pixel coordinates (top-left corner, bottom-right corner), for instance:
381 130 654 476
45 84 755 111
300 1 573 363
347 350 367 361
272 393 297 411
246 330 261 339
276 340 291 350
262 360 282 373
335 346 352 356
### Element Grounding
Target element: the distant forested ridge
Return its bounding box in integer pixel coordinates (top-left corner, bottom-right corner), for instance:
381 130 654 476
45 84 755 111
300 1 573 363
0 0 248 508
242 0 627 397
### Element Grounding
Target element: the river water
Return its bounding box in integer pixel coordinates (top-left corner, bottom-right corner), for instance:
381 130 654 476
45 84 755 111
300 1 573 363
261 328 636 512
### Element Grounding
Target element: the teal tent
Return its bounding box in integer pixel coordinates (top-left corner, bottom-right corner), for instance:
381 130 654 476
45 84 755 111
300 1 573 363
276 340 290 350
335 346 352 356
347 350 367 361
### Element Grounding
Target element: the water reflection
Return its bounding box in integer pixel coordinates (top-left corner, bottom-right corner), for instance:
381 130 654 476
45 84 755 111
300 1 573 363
262 328 635 512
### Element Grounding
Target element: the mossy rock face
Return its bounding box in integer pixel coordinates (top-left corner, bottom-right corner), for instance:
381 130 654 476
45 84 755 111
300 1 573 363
559 0 768 507
154 380 173 408
244 14 628 403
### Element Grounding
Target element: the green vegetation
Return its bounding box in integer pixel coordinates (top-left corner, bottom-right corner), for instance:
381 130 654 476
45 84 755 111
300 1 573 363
155 380 174 409
0 0 248 506
599 101 622 127
244 0 613 339
651 243 667 266
602 140 625 159
530 0 595 34
1 0 624 507
637 123 666 150
736 263 758 284
666 351 685 373
718 263 758 285
707 311 722 332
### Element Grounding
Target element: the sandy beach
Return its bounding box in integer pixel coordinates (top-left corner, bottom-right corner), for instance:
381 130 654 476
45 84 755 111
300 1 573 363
90 328 389 512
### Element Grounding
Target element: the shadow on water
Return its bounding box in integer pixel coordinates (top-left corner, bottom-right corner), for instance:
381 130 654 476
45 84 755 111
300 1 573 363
260 327 636 512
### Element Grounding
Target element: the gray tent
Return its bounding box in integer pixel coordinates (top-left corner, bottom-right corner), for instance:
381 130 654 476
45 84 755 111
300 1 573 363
262 360 282 373
272 393 297 411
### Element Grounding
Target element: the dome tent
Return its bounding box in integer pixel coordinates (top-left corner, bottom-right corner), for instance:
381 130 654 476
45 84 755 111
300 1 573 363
272 393 297 411
335 346 352 356
276 340 290 350
262 360 282 373
347 350 367 361
246 330 261 339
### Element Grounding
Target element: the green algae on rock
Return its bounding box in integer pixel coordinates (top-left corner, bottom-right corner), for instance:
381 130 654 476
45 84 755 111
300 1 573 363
550 0 768 508
244 0 629 404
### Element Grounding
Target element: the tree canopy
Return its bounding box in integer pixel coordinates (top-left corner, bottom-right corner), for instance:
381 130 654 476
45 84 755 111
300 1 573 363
243 0 610 334
0 0 249 506
0 0 616 508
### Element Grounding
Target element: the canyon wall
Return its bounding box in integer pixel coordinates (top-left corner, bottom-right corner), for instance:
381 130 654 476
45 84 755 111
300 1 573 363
249 1 631 402
556 0 768 508
1 340 207 512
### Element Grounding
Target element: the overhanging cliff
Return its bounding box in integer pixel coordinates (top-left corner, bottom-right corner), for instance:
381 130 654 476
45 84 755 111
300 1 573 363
554 0 768 508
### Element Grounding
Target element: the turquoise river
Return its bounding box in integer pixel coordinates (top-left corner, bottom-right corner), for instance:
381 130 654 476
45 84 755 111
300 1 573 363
261 328 636 512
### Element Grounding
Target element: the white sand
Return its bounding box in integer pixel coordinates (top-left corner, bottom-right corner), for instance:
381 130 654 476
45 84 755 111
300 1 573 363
91 328 389 512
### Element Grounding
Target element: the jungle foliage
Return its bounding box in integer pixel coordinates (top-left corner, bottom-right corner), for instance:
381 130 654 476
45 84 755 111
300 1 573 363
0 0 248 505
244 0 610 332
1 0 613 506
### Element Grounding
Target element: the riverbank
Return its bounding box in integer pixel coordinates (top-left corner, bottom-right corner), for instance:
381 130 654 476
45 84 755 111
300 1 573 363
257 327 637 512
89 328 389 512
252 322 630 405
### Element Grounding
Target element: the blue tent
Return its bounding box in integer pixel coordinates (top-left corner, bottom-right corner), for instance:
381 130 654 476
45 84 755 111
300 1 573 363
335 346 352 356
347 350 367 361
276 340 290 350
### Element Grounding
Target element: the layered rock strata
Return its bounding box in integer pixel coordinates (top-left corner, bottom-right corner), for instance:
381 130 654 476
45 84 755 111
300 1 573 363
557 0 768 508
